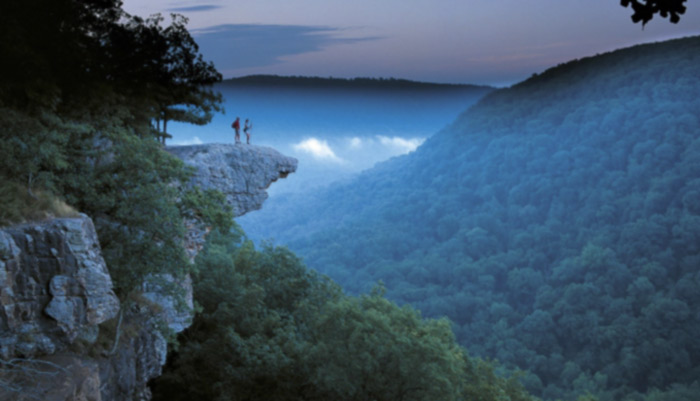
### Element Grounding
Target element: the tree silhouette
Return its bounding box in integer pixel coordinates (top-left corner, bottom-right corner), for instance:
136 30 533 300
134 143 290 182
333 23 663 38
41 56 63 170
620 0 687 25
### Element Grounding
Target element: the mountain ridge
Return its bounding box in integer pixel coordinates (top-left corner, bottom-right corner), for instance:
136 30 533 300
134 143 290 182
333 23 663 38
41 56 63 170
221 74 494 91
237 35 700 401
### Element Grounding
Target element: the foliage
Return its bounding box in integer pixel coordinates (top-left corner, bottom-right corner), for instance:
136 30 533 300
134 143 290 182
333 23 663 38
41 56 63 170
0 0 223 295
240 36 700 400
151 228 329 401
308 289 466 401
109 13 223 141
152 228 537 401
180 187 235 232
638 382 700 401
62 131 192 294
0 107 71 198
0 181 78 226
620 0 687 25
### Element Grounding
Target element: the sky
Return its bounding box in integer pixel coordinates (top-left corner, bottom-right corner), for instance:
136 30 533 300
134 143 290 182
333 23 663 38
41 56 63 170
121 0 700 86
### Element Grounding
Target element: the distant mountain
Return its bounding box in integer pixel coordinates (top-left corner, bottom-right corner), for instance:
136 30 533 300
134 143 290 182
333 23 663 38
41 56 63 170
221 74 493 92
239 36 700 401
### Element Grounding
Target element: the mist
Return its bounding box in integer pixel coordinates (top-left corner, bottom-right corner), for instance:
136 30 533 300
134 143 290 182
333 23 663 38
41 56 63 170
167 80 491 194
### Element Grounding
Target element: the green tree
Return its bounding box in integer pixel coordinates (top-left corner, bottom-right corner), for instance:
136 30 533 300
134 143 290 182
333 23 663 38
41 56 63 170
309 288 466 401
108 13 223 143
152 229 339 401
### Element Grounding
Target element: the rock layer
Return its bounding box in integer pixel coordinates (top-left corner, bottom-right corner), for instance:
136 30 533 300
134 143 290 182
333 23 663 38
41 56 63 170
0 216 190 401
0 215 119 359
167 143 298 217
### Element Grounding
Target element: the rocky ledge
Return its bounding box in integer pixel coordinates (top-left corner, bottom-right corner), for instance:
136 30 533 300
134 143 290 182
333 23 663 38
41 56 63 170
167 143 298 217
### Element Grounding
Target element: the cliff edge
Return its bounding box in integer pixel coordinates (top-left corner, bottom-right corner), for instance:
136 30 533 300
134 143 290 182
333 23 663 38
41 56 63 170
166 144 298 217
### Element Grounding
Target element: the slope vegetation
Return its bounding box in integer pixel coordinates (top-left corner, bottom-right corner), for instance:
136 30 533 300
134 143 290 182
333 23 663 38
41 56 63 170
241 36 700 400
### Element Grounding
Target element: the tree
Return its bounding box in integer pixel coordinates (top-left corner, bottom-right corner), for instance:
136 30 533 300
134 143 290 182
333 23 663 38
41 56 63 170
309 289 467 401
620 0 688 25
108 14 223 144
152 229 338 401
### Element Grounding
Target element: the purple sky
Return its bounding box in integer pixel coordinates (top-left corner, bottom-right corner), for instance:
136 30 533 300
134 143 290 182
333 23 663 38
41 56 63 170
121 0 700 86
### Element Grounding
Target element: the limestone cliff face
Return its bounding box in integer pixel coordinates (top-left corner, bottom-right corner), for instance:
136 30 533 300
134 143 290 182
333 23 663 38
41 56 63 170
0 144 296 401
166 143 298 217
0 221 194 401
0 216 120 400
0 215 119 359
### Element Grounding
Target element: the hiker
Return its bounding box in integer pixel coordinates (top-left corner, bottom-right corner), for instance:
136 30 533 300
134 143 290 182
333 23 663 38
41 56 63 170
231 117 241 144
244 119 252 144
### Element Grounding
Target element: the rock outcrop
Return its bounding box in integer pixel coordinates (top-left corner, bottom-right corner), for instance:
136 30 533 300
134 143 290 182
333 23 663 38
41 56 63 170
0 219 197 401
0 216 120 400
0 144 296 401
166 143 298 217
0 218 197 401
0 215 119 359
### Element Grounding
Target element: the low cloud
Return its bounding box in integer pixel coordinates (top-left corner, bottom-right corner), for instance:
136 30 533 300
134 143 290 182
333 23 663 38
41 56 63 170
166 5 223 12
293 138 344 163
376 136 425 154
349 137 363 149
170 136 204 146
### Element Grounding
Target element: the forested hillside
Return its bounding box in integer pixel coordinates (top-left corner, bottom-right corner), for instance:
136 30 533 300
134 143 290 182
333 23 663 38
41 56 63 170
152 227 537 401
222 74 492 91
240 36 700 400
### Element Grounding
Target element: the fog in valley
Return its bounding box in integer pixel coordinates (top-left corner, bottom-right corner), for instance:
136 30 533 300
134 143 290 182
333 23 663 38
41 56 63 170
168 80 490 194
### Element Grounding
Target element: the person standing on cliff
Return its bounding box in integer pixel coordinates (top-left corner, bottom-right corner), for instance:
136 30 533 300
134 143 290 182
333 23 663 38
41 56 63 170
244 119 252 144
232 117 241 144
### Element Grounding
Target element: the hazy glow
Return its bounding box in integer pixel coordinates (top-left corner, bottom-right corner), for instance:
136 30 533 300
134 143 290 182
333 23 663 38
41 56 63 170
377 136 425 154
170 136 204 146
293 138 344 163
349 137 363 149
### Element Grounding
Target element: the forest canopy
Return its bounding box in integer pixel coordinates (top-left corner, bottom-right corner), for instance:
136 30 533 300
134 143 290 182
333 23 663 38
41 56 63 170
240 36 700 401
151 227 538 401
